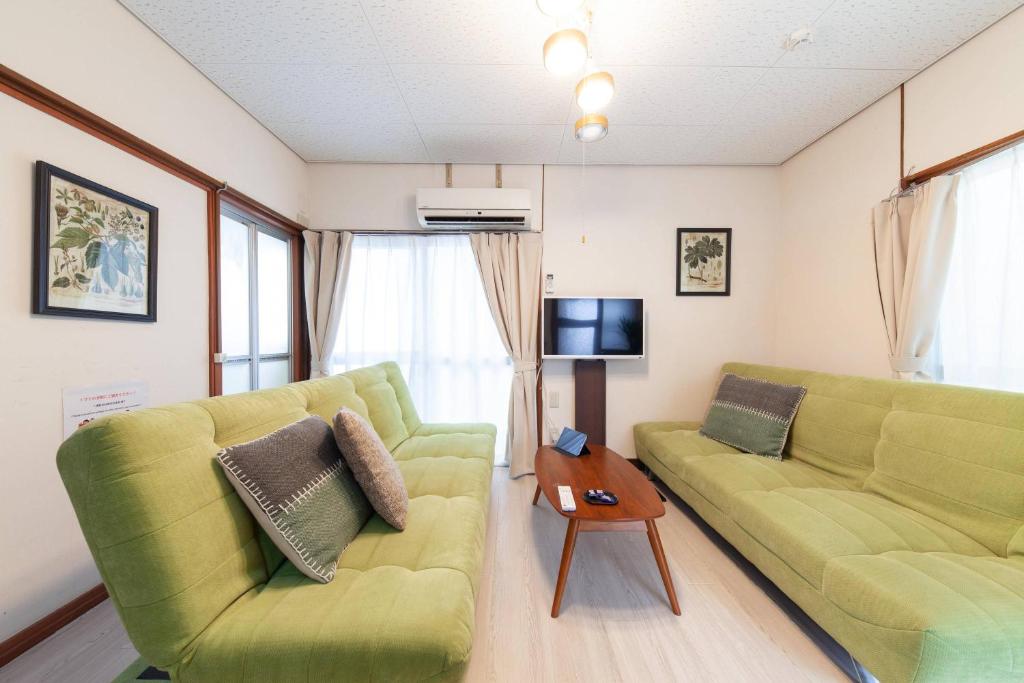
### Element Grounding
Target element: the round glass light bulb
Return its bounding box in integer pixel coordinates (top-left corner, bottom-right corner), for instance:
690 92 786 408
574 114 608 143
543 29 588 76
575 71 615 112
537 0 586 17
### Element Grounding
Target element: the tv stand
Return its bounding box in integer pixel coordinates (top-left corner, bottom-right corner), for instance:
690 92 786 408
573 359 606 445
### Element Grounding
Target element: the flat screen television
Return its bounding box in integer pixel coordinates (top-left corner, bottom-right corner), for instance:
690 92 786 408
542 297 645 359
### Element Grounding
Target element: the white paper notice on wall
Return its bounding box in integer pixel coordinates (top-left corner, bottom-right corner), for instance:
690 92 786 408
62 381 149 438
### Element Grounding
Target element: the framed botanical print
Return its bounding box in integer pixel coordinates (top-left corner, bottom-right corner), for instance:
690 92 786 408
33 161 158 321
676 227 731 296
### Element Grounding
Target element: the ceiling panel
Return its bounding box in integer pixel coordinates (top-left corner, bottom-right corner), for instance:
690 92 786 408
722 67 914 130
419 124 564 164
777 0 1024 69
362 0 552 65
392 65 574 125
588 0 833 67
274 122 428 162
120 0 383 64
579 66 767 126
689 124 828 164
118 0 1024 164
557 125 712 165
199 63 411 125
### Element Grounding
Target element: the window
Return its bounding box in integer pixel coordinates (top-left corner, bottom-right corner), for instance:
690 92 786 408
218 207 295 394
932 141 1024 392
332 234 513 463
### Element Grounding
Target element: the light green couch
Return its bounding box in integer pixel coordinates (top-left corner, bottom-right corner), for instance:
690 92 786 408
636 362 1024 683
57 362 495 682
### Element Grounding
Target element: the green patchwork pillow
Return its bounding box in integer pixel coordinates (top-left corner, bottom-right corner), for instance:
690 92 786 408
700 373 807 460
217 416 372 583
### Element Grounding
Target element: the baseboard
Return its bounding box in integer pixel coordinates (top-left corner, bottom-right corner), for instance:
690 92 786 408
0 584 108 667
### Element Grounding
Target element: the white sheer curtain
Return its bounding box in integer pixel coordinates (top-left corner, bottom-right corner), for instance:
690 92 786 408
933 143 1024 392
332 234 513 463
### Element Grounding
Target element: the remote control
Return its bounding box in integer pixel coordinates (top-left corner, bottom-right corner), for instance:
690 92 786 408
557 485 576 512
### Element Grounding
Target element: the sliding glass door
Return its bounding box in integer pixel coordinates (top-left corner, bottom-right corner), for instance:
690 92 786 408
218 208 293 394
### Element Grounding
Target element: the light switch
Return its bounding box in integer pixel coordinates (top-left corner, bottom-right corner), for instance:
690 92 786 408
550 391 559 408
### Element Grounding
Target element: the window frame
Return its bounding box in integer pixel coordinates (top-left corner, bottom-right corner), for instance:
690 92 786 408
210 191 306 396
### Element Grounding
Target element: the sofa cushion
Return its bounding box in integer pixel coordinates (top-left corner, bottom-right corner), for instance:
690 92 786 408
700 373 806 459
730 488 991 588
333 408 408 530
723 363 896 488
643 427 739 474
822 552 1024 682
217 417 372 583
865 382 1024 556
339 495 487 592
182 563 476 682
393 430 495 462
341 363 421 450
413 422 497 437
684 453 848 514
399 456 493 502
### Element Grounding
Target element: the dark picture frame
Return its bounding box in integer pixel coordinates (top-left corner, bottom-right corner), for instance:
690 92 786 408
675 227 731 296
33 161 158 321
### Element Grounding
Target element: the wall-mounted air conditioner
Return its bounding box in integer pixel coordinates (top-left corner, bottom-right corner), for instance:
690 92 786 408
416 188 531 230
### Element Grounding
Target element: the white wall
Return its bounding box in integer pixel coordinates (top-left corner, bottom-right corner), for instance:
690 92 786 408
775 93 899 377
541 166 782 454
775 6 1024 379
308 161 782 457
0 96 208 641
0 0 309 642
0 0 308 221
308 163 543 231
904 6 1024 175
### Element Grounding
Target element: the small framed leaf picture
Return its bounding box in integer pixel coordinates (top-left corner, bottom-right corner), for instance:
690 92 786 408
676 227 731 296
33 161 158 321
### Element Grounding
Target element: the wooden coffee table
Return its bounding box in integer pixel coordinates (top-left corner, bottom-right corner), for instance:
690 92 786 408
532 444 681 617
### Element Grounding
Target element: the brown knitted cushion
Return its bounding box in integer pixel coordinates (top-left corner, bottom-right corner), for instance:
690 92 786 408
332 408 408 530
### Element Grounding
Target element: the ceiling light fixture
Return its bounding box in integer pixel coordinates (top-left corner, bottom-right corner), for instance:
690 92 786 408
575 70 614 112
543 29 589 75
536 0 585 17
574 113 608 143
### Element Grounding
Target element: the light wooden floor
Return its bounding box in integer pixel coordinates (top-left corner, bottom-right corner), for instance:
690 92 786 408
1 471 861 683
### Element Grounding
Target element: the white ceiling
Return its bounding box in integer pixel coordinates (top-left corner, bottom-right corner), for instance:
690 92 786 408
119 0 1022 165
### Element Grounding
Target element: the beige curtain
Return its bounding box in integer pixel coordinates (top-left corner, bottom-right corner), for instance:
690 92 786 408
872 175 960 380
470 232 543 478
302 230 354 378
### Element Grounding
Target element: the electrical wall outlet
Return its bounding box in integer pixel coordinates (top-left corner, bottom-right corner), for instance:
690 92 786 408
549 391 559 408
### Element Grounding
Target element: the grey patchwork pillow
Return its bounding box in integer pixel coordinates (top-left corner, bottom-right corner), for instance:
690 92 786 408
217 416 371 583
700 373 807 460
332 408 408 530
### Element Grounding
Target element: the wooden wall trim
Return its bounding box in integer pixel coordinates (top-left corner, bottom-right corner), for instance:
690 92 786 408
0 64 308 395
898 84 905 180
221 187 304 236
0 585 108 667
207 190 223 396
0 65 222 191
901 126 1024 189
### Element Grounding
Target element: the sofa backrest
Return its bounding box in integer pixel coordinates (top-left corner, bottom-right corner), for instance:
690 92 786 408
56 362 420 668
864 381 1024 557
723 363 897 489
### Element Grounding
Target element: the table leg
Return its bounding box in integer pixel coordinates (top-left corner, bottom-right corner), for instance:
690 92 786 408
646 519 681 615
532 484 542 506
551 518 580 618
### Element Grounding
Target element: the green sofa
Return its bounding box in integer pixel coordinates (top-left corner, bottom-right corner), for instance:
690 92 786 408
57 362 494 682
636 362 1024 683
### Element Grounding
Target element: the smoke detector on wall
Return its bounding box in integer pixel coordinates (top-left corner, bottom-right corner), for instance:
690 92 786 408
783 27 814 51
